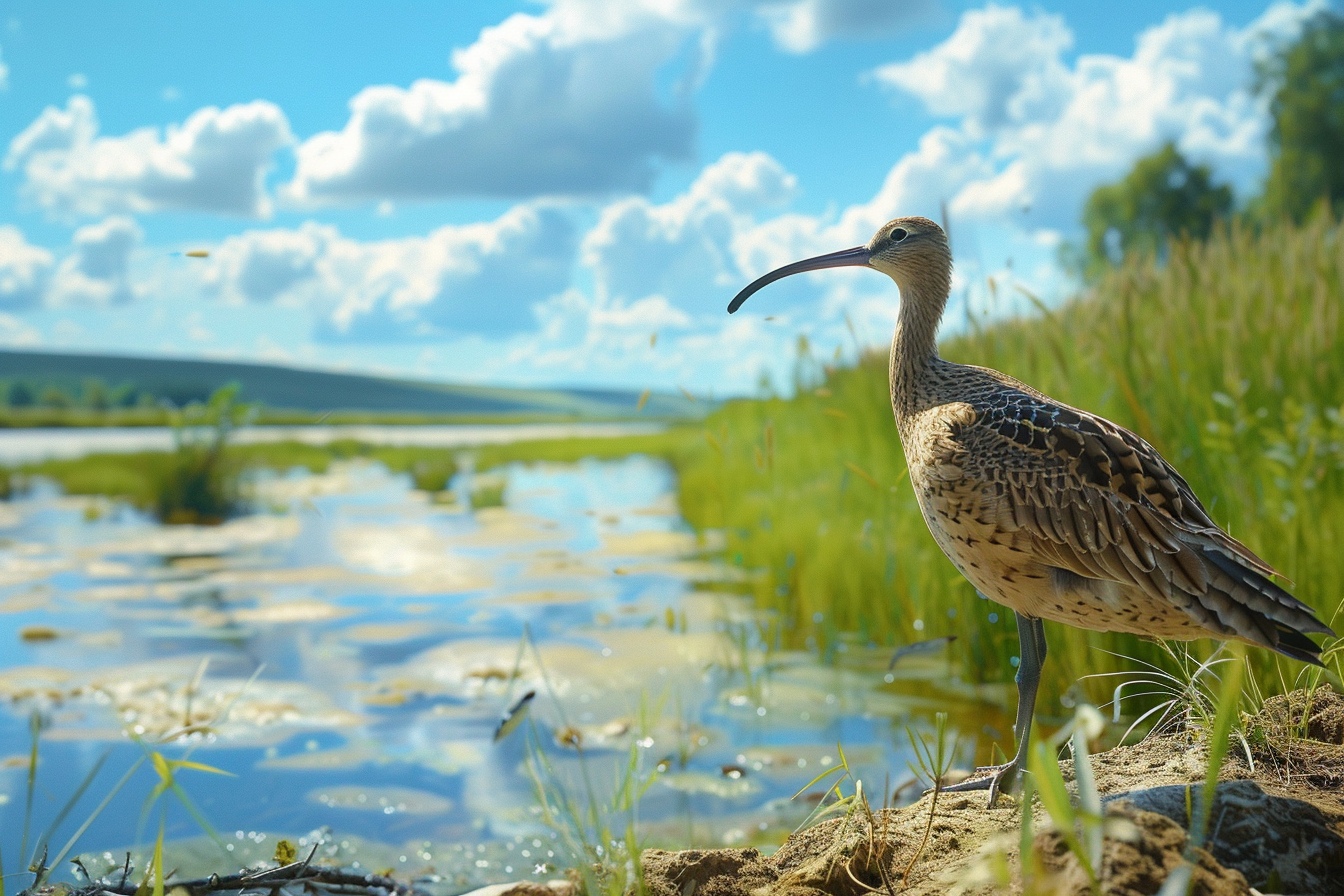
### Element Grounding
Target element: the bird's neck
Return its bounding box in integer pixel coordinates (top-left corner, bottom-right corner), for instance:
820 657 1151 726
889 279 946 417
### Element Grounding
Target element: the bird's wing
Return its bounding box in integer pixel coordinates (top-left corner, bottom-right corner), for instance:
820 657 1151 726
952 388 1330 651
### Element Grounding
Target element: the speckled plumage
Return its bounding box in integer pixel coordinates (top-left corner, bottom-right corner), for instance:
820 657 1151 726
879 217 1330 660
729 214 1333 803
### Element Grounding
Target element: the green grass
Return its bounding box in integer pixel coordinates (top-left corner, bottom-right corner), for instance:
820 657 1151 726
469 475 507 509
473 432 678 469
20 439 462 517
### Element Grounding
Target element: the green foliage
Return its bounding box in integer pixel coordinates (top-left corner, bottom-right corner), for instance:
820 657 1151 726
473 432 675 470
1078 142 1232 277
470 476 507 509
154 385 250 525
1257 12 1344 222
6 381 34 407
82 378 111 412
23 451 181 509
38 385 73 410
20 437 468 517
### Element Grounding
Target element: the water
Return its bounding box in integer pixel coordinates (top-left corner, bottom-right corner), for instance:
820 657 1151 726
0 452 980 892
0 422 664 464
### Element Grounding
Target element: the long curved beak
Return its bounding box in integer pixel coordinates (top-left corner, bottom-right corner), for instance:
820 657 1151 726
727 245 871 313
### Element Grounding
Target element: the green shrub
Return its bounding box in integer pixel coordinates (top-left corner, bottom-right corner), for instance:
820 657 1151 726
152 385 250 525
470 475 507 509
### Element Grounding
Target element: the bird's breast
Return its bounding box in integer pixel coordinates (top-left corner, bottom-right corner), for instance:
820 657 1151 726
897 401 975 481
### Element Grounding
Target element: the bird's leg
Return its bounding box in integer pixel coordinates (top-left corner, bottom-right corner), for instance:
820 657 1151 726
942 611 1047 806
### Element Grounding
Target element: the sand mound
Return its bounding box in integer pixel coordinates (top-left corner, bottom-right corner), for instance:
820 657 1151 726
638 686 1344 896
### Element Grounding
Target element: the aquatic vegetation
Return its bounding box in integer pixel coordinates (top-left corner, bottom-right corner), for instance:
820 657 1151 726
19 438 464 518
152 387 249 524
470 475 507 509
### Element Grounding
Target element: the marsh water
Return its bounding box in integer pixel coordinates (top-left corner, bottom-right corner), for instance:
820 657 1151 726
0 422 665 464
0 432 996 893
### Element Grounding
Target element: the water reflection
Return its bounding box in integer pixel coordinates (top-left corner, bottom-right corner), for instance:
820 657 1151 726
0 455 969 891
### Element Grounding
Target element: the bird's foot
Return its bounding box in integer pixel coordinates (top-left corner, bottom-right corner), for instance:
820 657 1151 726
937 760 1021 807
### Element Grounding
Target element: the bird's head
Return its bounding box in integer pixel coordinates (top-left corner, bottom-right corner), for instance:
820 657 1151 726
727 216 949 313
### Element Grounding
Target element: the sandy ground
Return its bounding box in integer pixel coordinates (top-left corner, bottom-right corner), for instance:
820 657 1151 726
627 685 1344 896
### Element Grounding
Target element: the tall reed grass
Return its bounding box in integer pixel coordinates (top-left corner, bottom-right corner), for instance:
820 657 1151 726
668 215 1344 718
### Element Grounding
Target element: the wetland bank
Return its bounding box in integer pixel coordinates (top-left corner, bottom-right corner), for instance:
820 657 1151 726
3 218 1344 894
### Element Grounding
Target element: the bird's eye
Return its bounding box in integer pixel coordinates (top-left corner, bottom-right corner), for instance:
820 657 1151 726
890 227 908 242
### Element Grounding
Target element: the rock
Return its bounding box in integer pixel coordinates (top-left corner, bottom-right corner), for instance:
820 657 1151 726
1033 804 1250 896
1112 780 1344 895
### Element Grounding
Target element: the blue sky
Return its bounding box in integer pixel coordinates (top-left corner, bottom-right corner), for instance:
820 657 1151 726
0 0 1328 393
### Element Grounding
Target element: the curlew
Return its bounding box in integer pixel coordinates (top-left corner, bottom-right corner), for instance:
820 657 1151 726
728 216 1334 803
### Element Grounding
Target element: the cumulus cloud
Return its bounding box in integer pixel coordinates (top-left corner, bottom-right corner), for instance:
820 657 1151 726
869 1 1324 234
0 227 54 309
50 216 143 305
283 0 935 207
5 96 292 217
871 5 1071 135
285 7 699 205
208 222 334 304
583 151 797 316
202 205 577 340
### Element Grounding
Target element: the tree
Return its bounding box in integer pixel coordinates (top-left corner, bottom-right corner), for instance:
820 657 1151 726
82 378 110 411
1079 142 1233 277
7 382 34 407
1257 12 1344 222
39 385 73 409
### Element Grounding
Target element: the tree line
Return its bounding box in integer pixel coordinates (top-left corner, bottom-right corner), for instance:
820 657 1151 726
1073 10 1344 277
0 378 206 412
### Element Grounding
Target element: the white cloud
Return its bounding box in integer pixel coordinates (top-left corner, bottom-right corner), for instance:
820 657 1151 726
869 1 1324 234
753 0 937 53
0 313 41 347
208 222 334 305
583 151 796 316
0 46 8 90
284 0 933 207
6 96 292 217
285 8 699 205
67 72 87 89
0 227 54 309
871 5 1071 135
202 205 577 340
50 216 143 305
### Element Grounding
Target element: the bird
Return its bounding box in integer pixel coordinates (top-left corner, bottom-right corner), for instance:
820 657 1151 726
727 216 1334 804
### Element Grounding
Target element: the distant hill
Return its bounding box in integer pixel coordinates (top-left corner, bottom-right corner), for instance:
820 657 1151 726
0 350 701 419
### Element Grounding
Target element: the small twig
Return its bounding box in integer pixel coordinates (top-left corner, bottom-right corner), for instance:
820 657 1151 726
65 862 429 896
293 843 320 879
